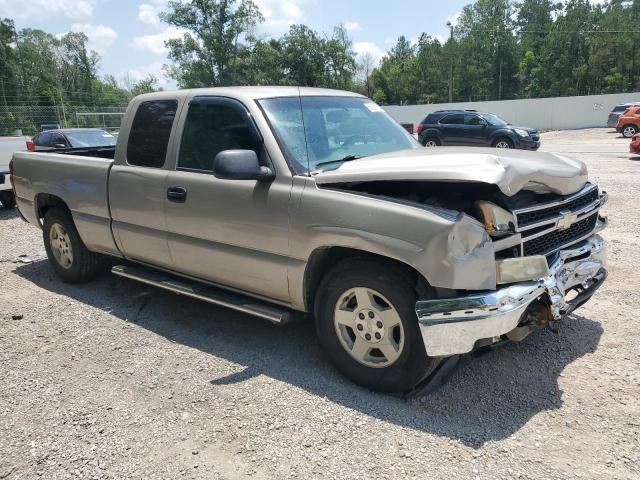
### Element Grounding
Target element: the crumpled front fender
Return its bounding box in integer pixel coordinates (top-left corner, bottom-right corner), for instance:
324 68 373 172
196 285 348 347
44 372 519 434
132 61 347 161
419 213 496 291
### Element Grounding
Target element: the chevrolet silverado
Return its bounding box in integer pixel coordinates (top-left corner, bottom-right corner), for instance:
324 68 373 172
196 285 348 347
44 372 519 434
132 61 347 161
10 87 608 394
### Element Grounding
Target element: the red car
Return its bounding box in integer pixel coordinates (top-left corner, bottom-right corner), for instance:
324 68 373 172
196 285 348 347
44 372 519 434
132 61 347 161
631 133 640 154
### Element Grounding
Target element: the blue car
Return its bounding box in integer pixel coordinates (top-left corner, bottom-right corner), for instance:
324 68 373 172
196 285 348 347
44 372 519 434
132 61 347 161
416 110 540 150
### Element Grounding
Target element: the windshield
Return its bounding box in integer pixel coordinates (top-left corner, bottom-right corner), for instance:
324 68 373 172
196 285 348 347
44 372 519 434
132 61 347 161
259 96 419 174
481 113 509 126
66 130 117 148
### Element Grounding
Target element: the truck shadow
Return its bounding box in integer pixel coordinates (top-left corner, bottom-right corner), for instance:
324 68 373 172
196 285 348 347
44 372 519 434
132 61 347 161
14 260 603 448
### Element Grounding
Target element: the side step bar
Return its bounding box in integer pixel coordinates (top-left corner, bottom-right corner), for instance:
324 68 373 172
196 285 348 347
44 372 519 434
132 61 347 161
111 264 291 325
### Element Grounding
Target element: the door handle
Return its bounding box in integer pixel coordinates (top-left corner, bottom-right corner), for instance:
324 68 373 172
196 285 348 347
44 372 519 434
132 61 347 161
167 186 187 203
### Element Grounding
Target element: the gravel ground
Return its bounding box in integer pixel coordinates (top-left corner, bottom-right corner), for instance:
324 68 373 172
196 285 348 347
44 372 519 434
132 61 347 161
1 128 638 479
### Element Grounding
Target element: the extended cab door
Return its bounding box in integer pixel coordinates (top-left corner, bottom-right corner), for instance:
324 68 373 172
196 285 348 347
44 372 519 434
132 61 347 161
109 98 180 268
163 96 291 303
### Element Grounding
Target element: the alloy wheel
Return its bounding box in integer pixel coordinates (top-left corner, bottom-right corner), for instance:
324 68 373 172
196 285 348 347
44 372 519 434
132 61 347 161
333 287 405 368
49 223 74 269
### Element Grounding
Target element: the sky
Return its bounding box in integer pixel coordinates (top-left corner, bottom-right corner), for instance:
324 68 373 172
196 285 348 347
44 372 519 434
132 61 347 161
0 0 471 89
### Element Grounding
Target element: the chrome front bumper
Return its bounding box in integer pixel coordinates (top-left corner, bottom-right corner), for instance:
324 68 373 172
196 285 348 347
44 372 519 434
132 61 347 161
416 234 607 357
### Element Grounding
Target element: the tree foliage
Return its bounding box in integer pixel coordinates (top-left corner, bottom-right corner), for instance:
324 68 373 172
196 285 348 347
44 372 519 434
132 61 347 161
2 0 640 124
370 0 640 104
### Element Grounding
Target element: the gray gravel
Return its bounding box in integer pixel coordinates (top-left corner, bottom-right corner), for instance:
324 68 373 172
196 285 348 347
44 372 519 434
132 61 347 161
1 128 638 479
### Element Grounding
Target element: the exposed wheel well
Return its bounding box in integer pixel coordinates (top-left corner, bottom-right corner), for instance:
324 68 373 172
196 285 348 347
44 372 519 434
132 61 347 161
303 247 430 311
35 194 69 222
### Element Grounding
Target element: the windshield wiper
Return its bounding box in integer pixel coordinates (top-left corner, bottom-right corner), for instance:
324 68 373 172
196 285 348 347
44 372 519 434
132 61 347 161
314 154 364 170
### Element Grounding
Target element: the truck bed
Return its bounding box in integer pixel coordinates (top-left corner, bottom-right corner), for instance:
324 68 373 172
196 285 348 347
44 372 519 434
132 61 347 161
11 151 120 256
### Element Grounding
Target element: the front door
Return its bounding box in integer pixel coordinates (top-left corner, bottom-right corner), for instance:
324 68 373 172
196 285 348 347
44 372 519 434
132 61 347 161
164 96 291 303
461 113 489 145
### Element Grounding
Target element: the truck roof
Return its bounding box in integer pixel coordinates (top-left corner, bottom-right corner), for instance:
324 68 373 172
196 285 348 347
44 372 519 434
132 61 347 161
134 86 367 102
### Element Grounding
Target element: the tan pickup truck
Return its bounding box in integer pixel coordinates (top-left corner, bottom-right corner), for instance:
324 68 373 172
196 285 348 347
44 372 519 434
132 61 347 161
10 87 608 394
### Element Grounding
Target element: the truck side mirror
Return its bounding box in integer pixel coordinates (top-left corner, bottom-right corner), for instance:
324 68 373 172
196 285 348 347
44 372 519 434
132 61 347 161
212 150 275 182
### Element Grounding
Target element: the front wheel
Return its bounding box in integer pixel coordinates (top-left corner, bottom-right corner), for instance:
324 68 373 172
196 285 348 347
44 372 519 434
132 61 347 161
314 258 438 393
0 191 16 209
622 124 638 138
43 207 109 283
493 138 514 149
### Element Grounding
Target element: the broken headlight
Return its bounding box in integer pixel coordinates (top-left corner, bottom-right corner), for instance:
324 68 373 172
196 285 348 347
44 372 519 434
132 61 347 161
474 201 516 237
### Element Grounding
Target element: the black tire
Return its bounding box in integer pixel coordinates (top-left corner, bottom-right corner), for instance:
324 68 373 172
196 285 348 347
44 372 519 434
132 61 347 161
493 137 514 149
0 191 16 209
622 124 638 138
422 136 441 147
314 258 438 393
42 207 109 283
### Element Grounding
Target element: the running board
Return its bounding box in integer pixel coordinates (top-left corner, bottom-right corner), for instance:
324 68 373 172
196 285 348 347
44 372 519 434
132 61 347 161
111 264 291 325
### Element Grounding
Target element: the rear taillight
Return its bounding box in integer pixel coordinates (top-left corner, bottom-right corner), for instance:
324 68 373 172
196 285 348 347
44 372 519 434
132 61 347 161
26 140 35 151
416 123 425 135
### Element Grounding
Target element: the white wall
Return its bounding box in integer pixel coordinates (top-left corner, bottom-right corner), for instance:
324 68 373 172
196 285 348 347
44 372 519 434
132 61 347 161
382 92 640 130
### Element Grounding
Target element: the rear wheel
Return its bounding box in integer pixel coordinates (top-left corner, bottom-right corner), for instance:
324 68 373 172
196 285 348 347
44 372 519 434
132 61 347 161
422 136 440 147
0 191 15 209
622 124 638 138
43 207 109 283
493 138 514 149
314 258 438 393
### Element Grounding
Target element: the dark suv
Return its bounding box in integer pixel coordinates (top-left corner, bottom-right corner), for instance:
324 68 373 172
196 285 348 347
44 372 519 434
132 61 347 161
416 110 540 150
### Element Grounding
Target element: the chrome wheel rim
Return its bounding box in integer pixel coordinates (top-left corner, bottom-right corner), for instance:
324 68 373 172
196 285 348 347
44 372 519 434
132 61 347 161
50 223 74 269
495 141 511 149
424 140 438 147
333 287 405 368
624 126 636 138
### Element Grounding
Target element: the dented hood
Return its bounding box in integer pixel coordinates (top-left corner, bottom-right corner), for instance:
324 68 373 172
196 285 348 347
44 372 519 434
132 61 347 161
313 147 588 196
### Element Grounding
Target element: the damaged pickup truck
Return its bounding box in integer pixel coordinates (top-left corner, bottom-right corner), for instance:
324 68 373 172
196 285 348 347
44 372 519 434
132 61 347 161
10 87 607 394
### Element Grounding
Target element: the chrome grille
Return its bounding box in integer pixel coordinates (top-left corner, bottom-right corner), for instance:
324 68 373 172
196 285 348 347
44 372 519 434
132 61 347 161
522 213 598 256
516 188 598 227
513 184 601 257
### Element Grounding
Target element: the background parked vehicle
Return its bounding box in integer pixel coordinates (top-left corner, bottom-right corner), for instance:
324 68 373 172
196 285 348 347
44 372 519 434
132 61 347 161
630 133 640 155
0 136 27 208
31 128 117 151
40 123 61 132
415 110 540 150
616 106 640 138
607 102 640 128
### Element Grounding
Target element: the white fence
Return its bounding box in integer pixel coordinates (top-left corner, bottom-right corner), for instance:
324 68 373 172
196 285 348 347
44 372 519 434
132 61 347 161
382 92 640 131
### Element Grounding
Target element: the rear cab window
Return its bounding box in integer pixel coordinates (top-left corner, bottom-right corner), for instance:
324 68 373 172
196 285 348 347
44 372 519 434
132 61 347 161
126 100 178 168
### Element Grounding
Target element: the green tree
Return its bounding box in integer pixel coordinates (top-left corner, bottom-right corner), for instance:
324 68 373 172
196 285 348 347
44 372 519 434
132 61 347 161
161 0 263 87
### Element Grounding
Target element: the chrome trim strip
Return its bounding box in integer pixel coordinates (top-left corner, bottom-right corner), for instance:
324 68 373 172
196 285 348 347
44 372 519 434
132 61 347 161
521 210 598 242
517 198 601 232
512 183 597 215
493 233 522 252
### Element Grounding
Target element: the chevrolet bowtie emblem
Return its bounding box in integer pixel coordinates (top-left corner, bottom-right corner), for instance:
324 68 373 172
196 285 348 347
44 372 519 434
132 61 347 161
557 210 578 230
